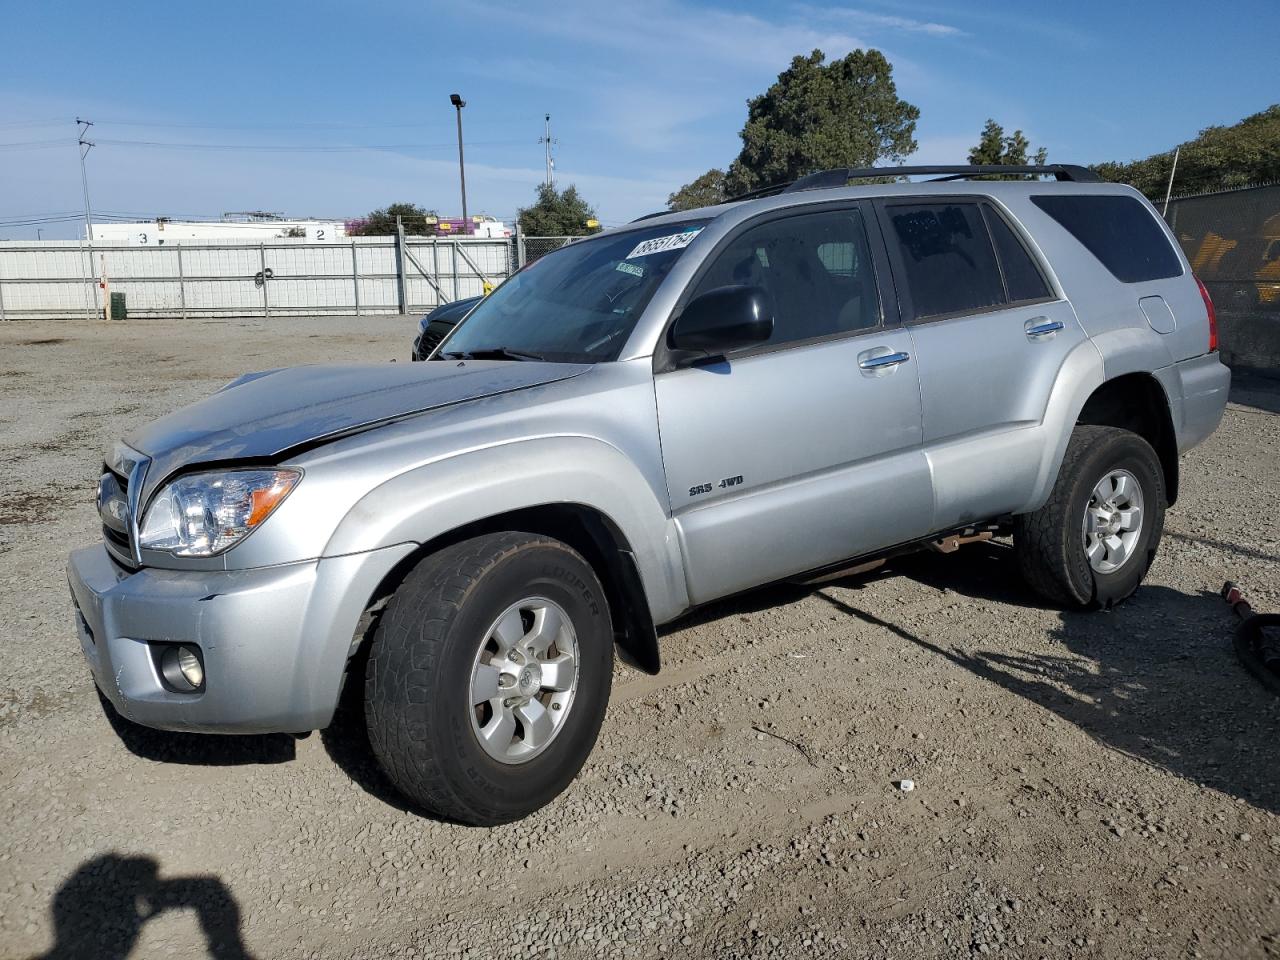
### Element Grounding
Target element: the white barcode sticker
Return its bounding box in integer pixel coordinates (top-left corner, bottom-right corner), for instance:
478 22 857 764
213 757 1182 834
625 228 702 259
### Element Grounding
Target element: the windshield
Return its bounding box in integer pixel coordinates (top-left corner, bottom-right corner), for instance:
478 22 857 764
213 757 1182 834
435 220 708 362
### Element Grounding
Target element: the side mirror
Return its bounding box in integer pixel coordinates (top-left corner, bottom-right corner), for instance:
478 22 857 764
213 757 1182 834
668 285 774 359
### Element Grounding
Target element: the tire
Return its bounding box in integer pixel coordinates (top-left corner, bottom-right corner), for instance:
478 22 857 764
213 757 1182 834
1014 425 1166 609
364 532 613 825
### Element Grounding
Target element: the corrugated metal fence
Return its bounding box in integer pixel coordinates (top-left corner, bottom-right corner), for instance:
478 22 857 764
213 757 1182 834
1160 182 1280 321
0 235 574 320
1160 182 1280 369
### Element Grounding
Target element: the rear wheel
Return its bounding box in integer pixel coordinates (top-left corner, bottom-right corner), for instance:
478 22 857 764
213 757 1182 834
364 532 613 825
1014 425 1166 608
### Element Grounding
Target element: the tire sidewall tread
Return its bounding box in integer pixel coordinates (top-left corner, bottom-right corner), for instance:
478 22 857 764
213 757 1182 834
365 532 613 825
1015 425 1166 609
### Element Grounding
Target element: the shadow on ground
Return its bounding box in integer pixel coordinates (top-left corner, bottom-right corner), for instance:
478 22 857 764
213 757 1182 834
815 541 1280 816
318 661 419 817
1228 368 1280 415
91 499 1279 822
97 689 295 766
28 854 255 960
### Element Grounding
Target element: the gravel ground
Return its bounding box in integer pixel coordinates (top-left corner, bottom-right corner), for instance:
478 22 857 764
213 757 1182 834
1 315 1278 960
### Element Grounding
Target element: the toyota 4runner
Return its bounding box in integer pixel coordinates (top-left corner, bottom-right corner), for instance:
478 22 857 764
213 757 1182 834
68 164 1231 824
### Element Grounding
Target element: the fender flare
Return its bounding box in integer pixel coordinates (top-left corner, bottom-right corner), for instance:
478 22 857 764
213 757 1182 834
1021 340 1106 513
1023 338 1179 513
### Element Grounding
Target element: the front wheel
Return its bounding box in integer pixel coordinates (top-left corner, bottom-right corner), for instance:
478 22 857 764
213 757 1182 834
1014 425 1166 608
364 532 613 825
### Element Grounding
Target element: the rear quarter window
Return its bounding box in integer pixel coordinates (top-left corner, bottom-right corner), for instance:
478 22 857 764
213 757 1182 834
1031 194 1182 283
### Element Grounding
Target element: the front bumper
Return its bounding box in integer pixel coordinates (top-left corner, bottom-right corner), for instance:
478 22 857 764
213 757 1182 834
67 541 415 734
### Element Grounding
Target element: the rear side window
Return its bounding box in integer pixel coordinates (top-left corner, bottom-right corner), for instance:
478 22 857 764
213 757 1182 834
886 203 1004 319
984 208 1051 302
1031 194 1182 283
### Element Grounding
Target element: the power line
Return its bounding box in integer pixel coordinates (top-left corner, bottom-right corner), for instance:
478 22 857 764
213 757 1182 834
91 117 438 130
0 214 88 227
0 136 540 153
0 119 68 129
94 137 533 152
0 138 72 150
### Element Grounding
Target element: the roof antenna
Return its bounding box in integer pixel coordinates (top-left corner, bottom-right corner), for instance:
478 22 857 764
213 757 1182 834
1162 146 1181 217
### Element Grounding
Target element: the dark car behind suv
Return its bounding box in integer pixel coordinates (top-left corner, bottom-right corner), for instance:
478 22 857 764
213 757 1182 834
411 296 483 361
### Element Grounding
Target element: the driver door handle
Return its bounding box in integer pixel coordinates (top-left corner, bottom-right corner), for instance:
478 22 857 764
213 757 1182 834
858 350 911 370
1025 317 1064 339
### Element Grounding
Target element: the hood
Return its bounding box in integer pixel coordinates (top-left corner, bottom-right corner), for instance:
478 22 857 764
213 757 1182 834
125 360 590 485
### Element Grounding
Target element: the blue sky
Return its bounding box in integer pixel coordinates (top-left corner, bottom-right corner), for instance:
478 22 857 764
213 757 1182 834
0 0 1274 239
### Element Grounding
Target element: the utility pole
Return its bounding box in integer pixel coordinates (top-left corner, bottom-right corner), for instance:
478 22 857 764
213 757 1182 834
449 93 468 226
538 114 557 187
76 118 95 242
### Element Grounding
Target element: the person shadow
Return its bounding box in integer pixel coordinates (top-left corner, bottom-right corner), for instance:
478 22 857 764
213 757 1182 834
808 540 1280 816
29 854 256 960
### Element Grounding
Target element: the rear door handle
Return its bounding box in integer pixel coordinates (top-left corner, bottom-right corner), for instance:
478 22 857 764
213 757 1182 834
858 349 911 370
1024 317 1064 339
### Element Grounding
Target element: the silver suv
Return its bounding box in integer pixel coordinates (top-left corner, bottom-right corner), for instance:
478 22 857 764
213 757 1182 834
68 164 1230 825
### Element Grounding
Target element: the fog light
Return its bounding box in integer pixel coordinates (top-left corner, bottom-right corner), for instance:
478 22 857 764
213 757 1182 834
159 644 205 692
177 646 204 688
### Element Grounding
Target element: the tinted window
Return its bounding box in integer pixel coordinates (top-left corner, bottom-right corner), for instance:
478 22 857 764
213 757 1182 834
691 208 881 348
887 203 1004 319
984 208 1051 302
1031 194 1182 283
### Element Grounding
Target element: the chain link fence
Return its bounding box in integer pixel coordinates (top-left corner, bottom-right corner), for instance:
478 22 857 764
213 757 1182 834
517 235 576 266
1160 183 1280 370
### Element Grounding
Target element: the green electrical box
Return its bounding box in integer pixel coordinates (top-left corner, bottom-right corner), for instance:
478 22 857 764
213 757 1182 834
109 292 127 321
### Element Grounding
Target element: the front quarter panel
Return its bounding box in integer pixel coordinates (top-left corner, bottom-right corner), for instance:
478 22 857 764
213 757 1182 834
324 436 688 623
257 361 690 623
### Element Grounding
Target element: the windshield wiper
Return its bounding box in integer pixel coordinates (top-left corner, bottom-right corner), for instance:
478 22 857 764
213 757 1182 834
438 347 547 362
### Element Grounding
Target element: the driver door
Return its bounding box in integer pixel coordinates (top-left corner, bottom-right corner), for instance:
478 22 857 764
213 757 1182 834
654 203 933 604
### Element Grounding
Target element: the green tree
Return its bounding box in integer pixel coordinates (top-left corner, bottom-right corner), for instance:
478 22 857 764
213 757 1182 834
350 202 438 236
1093 104 1280 200
518 183 602 237
967 119 1048 167
723 49 919 195
667 168 727 212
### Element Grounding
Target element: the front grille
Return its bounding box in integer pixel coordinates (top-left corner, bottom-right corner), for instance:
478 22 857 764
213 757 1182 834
100 467 137 568
416 325 449 359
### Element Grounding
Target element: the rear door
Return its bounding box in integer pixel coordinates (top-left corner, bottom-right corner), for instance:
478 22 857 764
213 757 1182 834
654 202 933 604
876 198 1086 528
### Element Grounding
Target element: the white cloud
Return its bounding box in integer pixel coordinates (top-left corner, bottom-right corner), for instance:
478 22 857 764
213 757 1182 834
795 5 966 38
463 1 865 73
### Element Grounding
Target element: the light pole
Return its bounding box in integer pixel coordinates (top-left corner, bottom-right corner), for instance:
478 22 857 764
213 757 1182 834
450 93 468 227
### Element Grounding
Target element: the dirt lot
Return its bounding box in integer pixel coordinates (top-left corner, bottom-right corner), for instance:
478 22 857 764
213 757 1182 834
0 315 1277 960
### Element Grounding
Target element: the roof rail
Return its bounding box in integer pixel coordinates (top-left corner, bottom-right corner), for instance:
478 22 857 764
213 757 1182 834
728 163 1101 202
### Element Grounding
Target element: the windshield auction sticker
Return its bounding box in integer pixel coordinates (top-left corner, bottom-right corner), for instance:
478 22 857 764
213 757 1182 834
625 228 703 259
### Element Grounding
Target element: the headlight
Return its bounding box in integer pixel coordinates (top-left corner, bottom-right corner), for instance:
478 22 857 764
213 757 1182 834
138 468 300 557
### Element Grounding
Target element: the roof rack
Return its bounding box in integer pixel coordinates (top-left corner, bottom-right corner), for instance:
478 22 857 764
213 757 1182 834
728 163 1100 202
